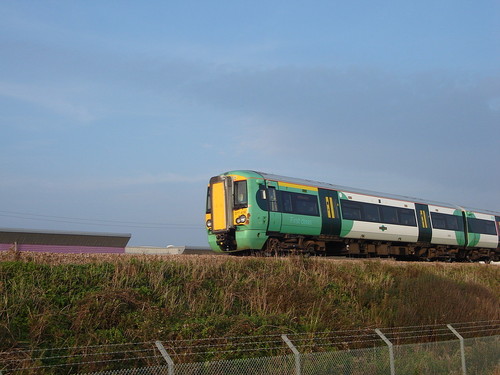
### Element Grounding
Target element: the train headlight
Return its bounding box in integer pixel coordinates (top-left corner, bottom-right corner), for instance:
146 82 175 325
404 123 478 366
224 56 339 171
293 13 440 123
206 219 212 228
236 215 247 224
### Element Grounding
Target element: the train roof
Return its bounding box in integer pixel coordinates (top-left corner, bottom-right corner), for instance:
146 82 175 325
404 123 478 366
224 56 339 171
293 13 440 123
232 171 500 216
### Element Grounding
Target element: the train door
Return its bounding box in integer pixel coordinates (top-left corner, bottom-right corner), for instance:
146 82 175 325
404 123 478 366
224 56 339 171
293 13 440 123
266 181 282 233
318 189 341 236
415 203 432 243
209 175 233 233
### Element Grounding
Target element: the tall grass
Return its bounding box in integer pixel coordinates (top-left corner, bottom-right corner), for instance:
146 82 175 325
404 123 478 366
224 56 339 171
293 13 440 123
0 252 498 353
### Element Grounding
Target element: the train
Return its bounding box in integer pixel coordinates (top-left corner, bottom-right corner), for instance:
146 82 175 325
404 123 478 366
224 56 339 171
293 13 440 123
205 170 500 262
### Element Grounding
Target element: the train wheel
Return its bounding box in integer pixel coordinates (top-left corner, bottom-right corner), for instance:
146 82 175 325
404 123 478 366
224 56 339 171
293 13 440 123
304 241 317 256
264 238 280 257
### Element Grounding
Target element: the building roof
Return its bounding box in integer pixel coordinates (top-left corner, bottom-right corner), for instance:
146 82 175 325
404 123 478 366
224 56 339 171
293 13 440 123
0 228 131 247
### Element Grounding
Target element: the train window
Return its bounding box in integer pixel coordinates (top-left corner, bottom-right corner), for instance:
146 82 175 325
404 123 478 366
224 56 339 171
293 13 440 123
281 192 319 216
398 208 417 226
234 181 248 209
341 200 417 226
281 192 293 213
431 212 464 231
445 215 461 231
341 201 362 220
468 218 497 235
363 204 380 222
206 187 211 213
268 187 279 212
380 206 398 224
294 194 319 216
431 213 446 229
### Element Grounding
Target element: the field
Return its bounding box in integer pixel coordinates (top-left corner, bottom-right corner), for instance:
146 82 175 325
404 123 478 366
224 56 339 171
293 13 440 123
1 251 499 353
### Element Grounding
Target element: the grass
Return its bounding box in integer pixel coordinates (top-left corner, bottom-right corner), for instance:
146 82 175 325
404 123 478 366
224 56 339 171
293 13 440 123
0 251 498 370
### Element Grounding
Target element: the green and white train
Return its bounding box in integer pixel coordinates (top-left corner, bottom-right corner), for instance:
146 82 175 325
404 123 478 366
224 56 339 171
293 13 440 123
205 170 500 262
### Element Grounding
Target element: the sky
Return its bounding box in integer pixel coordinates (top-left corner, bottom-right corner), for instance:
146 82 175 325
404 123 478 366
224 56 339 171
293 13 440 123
1 1 499 246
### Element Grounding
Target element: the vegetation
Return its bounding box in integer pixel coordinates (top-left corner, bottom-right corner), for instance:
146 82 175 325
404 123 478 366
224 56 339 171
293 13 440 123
0 251 498 372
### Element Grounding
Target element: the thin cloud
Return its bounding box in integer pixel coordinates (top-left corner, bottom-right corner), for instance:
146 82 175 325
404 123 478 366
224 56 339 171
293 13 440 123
0 173 206 191
0 81 95 123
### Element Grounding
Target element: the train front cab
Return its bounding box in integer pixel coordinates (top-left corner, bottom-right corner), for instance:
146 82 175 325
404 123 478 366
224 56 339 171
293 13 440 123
206 172 268 252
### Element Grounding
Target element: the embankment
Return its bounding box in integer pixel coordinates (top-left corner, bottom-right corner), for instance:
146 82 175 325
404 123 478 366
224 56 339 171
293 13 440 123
0 252 498 350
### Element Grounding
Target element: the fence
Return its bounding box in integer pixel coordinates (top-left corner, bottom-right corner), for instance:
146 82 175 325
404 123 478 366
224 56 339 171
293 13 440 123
1 321 498 374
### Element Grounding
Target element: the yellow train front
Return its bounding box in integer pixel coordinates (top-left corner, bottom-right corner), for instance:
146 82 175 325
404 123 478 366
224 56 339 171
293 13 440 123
206 170 270 252
205 170 500 261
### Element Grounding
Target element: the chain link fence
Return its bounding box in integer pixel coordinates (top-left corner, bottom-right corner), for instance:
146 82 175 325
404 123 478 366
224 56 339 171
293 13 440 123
1 321 498 375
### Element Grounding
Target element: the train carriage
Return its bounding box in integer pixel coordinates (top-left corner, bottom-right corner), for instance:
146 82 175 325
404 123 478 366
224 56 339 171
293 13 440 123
427 205 466 247
337 192 419 243
464 209 500 249
205 170 500 262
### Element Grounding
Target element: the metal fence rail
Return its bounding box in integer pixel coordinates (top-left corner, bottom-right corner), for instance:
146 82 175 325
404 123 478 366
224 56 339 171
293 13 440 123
1 321 498 374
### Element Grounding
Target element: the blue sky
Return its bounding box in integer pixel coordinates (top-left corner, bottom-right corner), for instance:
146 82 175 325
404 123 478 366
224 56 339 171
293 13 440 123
1 1 499 246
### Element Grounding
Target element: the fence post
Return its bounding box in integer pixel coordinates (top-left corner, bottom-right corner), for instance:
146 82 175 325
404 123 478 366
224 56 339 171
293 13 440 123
375 329 395 375
282 334 301 375
155 340 175 375
447 324 467 375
